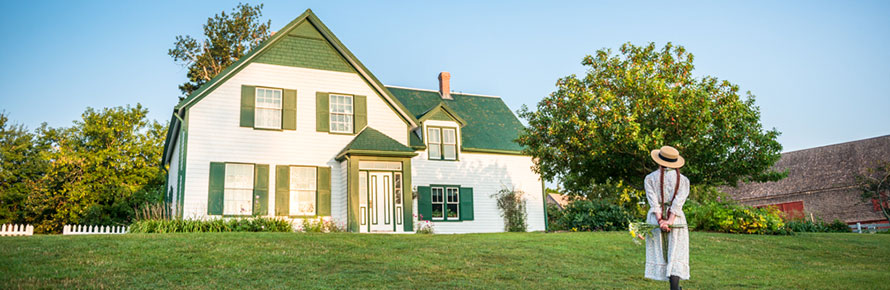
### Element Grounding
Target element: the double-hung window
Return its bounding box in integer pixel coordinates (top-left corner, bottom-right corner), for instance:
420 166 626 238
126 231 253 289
431 186 460 220
224 163 254 215
255 88 282 129
427 127 457 160
329 94 353 133
289 166 317 216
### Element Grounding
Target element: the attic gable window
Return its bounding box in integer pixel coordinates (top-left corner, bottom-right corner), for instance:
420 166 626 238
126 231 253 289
255 88 282 129
329 94 353 133
427 127 457 161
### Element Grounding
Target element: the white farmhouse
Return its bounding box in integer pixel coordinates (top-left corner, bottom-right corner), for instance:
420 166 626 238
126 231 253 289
162 9 546 233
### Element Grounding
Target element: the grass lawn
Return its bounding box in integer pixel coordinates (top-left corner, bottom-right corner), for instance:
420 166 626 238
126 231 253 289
1 231 887 289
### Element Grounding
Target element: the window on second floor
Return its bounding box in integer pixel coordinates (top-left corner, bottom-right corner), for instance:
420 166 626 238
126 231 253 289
255 88 282 129
428 127 457 160
329 94 353 133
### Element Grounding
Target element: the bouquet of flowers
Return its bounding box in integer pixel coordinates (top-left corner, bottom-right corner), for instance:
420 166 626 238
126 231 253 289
628 221 689 245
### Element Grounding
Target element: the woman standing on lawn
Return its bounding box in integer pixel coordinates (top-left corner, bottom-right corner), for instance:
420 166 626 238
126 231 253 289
644 146 690 290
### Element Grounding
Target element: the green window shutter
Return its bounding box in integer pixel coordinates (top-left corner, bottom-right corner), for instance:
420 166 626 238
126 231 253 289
253 164 269 216
354 95 367 134
317 166 331 216
208 162 226 215
282 89 297 130
241 86 256 128
316 92 329 132
275 165 290 216
418 186 432 221
460 187 474 221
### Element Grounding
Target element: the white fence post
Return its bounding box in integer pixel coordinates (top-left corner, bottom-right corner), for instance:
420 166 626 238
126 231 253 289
62 224 129 235
0 224 34 236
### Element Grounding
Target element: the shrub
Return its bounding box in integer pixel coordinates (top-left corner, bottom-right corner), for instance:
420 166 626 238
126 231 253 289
300 218 346 233
589 180 647 220
555 199 633 232
546 203 565 231
492 186 528 232
129 217 293 233
415 218 434 234
785 218 850 233
685 200 789 235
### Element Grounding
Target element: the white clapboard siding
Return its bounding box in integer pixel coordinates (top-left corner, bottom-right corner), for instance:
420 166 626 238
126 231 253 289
63 225 129 235
0 224 34 236
181 63 409 218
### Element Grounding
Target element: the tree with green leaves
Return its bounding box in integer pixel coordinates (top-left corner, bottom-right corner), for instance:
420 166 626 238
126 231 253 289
855 161 890 224
0 113 49 224
23 105 166 233
518 42 784 196
169 3 271 96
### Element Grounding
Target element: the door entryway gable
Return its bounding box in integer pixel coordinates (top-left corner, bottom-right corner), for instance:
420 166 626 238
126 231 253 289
346 156 413 233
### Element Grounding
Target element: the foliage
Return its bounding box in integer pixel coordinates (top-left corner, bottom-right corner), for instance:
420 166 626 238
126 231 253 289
546 203 564 231
553 199 634 232
0 113 49 224
854 161 890 224
517 42 785 194
128 217 292 233
589 179 647 219
415 218 434 234
492 186 528 232
0 105 166 233
688 185 729 203
685 200 789 235
169 3 271 96
300 217 346 233
784 218 850 233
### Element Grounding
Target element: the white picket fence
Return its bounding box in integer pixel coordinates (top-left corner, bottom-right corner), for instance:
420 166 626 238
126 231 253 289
0 224 34 236
63 225 129 235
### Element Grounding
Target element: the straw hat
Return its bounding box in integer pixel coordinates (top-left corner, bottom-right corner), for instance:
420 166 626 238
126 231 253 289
650 146 685 168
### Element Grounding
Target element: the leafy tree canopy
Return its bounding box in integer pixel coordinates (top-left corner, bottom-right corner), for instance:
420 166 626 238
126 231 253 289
518 42 785 195
0 105 166 233
169 3 271 97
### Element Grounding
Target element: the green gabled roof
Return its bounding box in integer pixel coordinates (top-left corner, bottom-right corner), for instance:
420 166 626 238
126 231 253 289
336 127 417 160
163 9 421 167
417 102 467 126
386 87 526 153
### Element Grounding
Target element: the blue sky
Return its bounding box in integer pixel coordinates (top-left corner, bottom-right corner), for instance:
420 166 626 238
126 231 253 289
0 1 887 152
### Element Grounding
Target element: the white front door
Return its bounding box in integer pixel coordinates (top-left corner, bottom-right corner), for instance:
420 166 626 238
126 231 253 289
368 171 394 232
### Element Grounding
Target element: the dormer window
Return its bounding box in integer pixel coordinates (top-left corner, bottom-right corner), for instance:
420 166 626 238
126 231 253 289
428 127 457 160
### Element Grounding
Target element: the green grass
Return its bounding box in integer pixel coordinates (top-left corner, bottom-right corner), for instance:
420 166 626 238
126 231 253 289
1 232 887 289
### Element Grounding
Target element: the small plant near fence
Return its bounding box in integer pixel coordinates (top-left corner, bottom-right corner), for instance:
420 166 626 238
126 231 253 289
492 186 528 232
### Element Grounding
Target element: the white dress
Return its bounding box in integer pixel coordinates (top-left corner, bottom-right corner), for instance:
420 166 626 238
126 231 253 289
644 168 690 281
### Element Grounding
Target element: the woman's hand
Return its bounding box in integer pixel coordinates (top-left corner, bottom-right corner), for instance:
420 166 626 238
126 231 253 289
659 220 671 232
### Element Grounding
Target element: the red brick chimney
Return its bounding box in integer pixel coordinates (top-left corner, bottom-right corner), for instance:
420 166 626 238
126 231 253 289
438 72 452 100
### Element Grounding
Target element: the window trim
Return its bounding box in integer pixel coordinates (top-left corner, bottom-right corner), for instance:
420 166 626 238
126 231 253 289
426 126 459 161
430 184 462 221
254 87 283 130
222 162 255 217
329 93 354 134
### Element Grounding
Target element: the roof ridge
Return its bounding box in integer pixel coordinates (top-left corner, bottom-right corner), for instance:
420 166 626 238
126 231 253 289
385 85 501 98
